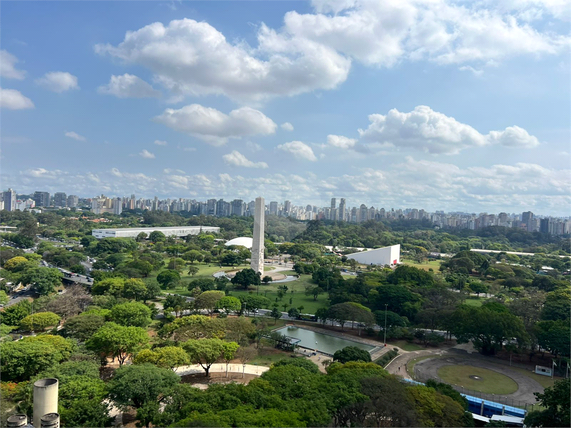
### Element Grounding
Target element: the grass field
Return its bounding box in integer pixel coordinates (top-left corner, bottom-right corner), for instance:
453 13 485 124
401 259 443 271
437 365 518 395
229 274 327 314
463 297 484 307
388 340 424 351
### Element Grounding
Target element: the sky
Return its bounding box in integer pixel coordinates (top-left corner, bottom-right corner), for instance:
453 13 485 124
1 0 570 216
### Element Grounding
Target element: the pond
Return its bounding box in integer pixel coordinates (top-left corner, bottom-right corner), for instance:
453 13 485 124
274 326 375 356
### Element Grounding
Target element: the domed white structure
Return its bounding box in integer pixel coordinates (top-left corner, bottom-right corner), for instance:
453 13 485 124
225 237 253 249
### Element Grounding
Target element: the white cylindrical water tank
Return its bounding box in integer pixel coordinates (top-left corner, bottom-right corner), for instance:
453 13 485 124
6 414 28 427
33 378 58 428
40 413 60 428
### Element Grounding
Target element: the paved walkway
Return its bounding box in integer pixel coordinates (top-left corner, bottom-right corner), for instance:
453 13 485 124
385 348 444 379
174 363 270 377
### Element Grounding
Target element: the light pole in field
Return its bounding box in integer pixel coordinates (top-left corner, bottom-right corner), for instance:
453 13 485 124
383 304 388 347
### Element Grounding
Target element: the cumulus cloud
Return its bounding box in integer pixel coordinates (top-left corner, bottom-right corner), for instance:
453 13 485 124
95 18 350 103
223 150 269 168
154 140 167 146
0 50 26 79
358 105 539 154
139 149 155 159
0 88 34 110
35 71 79 92
154 104 277 145
277 141 318 161
327 134 357 149
65 131 86 142
98 73 160 98
281 122 294 131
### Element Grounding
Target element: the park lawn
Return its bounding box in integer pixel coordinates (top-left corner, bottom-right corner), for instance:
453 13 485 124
229 286 327 314
463 297 484 307
388 340 424 351
401 259 442 272
437 365 518 395
249 347 293 366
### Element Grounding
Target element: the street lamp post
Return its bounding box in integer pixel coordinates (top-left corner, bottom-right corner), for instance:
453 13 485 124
383 304 388 346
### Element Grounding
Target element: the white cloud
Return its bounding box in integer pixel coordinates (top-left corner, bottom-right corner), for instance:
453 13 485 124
154 104 277 145
223 150 269 168
459 66 484 76
95 18 350 103
277 141 318 161
0 88 34 110
246 141 262 152
35 71 79 93
139 149 156 159
98 73 160 98
487 126 540 148
359 105 539 154
65 131 86 142
327 134 357 149
281 122 294 131
154 140 167 146
0 50 26 79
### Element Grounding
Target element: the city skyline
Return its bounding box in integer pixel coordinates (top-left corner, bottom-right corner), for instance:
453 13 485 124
1 1 570 215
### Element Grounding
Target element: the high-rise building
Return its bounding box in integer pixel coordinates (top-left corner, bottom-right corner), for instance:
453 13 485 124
540 218 550 234
284 200 291 216
331 198 336 210
207 199 217 216
67 195 78 208
33 191 50 207
129 194 136 210
113 197 122 215
269 201 278 216
231 199 244 216
54 192 67 207
338 198 346 221
2 188 16 211
250 197 265 275
522 211 534 231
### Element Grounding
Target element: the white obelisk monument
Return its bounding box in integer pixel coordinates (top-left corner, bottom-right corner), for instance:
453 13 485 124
250 196 265 275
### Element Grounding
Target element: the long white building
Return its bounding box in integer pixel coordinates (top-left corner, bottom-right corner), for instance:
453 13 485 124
346 244 401 266
92 226 220 239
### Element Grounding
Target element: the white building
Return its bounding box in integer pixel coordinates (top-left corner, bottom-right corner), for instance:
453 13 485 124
225 237 253 249
346 244 401 266
92 226 220 239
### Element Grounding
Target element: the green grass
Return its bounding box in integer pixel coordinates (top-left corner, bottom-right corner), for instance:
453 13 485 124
388 340 424 351
437 365 518 395
249 348 293 366
463 297 484 307
401 259 443 272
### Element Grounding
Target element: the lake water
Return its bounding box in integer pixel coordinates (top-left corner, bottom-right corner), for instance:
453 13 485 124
274 326 375 355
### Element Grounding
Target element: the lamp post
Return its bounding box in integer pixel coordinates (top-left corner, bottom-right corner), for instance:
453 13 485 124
383 304 388 346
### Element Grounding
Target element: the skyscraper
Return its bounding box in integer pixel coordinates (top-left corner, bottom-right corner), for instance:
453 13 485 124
67 195 79 208
54 192 67 207
2 188 16 211
331 198 336 210
284 200 291 216
338 198 346 221
269 201 278 216
250 196 265 275
33 191 50 207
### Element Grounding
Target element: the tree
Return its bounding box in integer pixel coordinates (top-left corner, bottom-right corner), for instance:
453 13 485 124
20 312 60 331
109 363 180 425
110 301 152 327
262 275 273 285
288 307 300 319
3 256 30 271
469 281 489 296
121 278 148 300
136 232 148 242
0 299 31 325
185 250 204 264
164 294 188 318
91 277 125 296
270 307 282 324
0 340 61 381
333 346 372 363
86 322 148 366
239 295 271 315
20 267 63 295
182 338 226 377
187 265 199 276
448 305 528 355
273 358 320 373
305 286 324 301
195 290 225 317
64 313 106 342
221 341 240 377
134 346 190 370
524 378 570 428
148 231 166 243
156 270 181 289
216 296 241 315
231 268 261 290
127 260 154 277
327 302 374 331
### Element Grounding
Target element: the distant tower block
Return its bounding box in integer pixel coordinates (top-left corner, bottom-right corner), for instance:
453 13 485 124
250 196 265 275
33 379 58 428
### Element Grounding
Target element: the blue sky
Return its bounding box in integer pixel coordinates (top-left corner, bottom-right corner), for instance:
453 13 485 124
1 0 570 215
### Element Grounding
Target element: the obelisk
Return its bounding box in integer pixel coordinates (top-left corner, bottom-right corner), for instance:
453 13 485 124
250 196 265 275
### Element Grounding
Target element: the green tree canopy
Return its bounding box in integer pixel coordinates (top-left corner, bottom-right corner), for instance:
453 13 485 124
182 338 227 377
20 267 63 295
231 268 261 290
20 311 61 331
333 346 372 363
86 322 148 365
109 301 153 327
